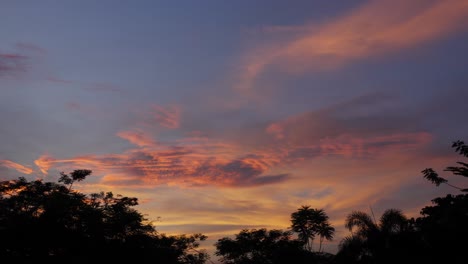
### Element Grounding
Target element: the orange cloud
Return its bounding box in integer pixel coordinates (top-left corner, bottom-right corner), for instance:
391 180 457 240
32 134 287 188
31 128 432 189
152 104 181 129
238 0 468 92
34 154 110 174
117 130 156 147
0 159 33 174
264 95 433 161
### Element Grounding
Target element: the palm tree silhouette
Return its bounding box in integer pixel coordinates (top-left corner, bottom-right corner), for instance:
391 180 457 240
290 206 335 252
338 208 408 262
317 221 335 253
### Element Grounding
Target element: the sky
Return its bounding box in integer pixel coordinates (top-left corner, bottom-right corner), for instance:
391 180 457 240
1 0 468 259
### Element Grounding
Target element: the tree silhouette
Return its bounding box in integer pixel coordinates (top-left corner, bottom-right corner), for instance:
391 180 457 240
416 140 468 263
422 140 468 192
316 221 335 253
214 228 329 264
0 171 208 263
58 169 91 190
290 206 334 252
415 193 468 264
336 209 412 263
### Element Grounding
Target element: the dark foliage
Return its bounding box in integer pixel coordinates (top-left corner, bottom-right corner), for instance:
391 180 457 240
0 171 208 263
2 140 468 263
290 206 334 252
335 209 424 264
422 140 468 191
415 193 468 264
215 228 332 264
336 140 468 264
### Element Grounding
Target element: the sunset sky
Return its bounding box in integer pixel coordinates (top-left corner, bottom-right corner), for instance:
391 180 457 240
1 0 468 257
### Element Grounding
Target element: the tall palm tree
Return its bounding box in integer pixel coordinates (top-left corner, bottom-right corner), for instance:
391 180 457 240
290 206 335 252
317 221 335 253
337 208 408 262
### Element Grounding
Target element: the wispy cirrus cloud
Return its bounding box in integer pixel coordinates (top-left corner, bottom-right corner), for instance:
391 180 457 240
0 160 33 174
85 82 122 93
33 132 283 187
0 43 47 79
47 76 74 84
15 42 47 55
265 93 414 143
117 130 156 147
34 154 107 175
33 93 435 188
0 53 27 77
33 148 288 188
263 93 433 160
237 0 468 93
151 104 181 129
47 75 123 93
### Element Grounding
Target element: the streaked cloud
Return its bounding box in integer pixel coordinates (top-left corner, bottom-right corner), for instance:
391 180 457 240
0 159 33 174
238 0 468 92
33 149 288 188
47 76 75 84
1 0 466 256
47 75 122 93
84 82 122 93
34 154 101 175
32 92 436 189
0 53 27 77
265 93 417 144
32 135 286 187
117 130 157 147
151 104 181 129
15 42 47 55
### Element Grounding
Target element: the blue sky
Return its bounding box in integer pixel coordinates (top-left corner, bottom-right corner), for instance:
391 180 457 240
1 0 468 258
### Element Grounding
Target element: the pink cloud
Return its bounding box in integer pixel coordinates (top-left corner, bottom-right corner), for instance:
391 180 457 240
65 102 82 111
85 82 122 93
32 92 436 189
264 95 433 161
0 160 33 174
47 76 75 84
47 76 121 93
0 53 27 77
31 133 286 188
34 154 110 174
65 101 102 117
31 127 432 189
237 0 468 93
117 130 156 147
15 42 47 55
151 104 181 129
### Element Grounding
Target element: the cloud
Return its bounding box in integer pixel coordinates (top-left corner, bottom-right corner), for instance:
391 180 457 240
65 102 83 111
85 83 122 93
34 154 110 175
0 160 33 174
117 130 156 147
32 142 287 188
265 93 417 145
157 224 267 236
32 93 434 188
47 76 75 84
0 53 27 77
15 42 47 55
0 43 47 80
238 0 468 92
151 104 181 129
31 127 430 189
47 75 122 93
263 93 433 161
